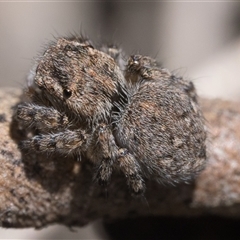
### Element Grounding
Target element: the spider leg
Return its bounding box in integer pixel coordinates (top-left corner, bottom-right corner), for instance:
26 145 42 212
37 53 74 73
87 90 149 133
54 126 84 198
93 124 118 186
20 129 88 156
92 124 145 194
17 103 69 132
117 148 145 195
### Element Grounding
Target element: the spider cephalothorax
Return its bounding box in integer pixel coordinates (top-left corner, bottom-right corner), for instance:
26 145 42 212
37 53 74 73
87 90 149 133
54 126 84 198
17 37 207 195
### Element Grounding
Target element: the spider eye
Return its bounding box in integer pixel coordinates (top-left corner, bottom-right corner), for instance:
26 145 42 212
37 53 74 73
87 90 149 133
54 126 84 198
64 44 80 52
63 89 72 99
133 60 139 65
129 55 140 70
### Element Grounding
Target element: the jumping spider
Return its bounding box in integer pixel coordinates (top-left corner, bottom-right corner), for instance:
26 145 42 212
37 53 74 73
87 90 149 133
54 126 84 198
17 37 207 195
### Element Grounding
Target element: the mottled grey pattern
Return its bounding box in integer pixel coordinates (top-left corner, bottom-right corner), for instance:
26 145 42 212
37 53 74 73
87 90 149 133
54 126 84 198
16 37 207 195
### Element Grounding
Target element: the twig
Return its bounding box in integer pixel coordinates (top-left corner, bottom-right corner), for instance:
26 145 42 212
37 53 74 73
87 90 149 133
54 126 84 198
0 88 240 228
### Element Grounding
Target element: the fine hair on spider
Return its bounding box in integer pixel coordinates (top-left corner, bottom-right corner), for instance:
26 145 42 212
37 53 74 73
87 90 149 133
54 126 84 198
16 36 207 195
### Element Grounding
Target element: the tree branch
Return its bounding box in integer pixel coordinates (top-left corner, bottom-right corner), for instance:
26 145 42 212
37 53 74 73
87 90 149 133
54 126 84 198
0 88 240 228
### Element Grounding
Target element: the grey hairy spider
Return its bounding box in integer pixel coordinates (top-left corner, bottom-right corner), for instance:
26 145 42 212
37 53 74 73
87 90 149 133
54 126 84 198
16 37 207 195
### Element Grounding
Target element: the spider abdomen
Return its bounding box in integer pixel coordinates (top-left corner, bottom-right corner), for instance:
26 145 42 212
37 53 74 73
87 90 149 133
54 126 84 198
115 79 207 184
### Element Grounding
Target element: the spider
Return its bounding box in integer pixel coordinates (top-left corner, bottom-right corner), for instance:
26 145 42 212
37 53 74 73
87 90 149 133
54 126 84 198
16 37 207 195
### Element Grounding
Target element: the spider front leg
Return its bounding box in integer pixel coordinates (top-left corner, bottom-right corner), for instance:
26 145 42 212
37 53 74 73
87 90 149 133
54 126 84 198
17 103 69 132
93 124 145 194
20 129 89 156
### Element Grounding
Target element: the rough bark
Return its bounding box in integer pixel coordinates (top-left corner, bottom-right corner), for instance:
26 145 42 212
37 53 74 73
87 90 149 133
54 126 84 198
0 87 240 229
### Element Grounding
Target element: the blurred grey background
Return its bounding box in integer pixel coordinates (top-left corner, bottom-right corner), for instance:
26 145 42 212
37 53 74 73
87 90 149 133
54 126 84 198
0 1 240 239
1 2 240 101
